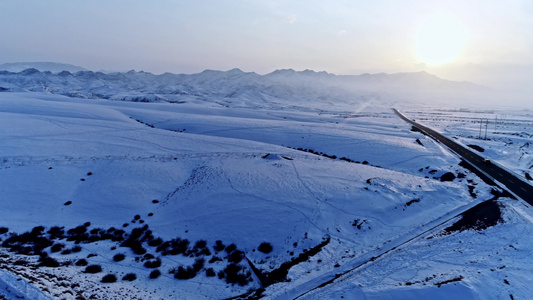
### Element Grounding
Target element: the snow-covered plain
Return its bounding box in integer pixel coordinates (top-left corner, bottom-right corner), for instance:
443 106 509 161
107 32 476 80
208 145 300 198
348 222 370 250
0 67 532 299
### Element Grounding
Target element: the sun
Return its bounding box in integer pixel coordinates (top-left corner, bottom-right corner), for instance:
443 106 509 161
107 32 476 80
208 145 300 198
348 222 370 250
415 12 468 65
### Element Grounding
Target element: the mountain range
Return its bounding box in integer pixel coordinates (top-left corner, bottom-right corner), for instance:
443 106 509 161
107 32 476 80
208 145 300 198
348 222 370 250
0 62 488 106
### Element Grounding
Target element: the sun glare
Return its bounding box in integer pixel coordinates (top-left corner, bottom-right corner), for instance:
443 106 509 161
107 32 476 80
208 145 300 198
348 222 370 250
415 12 468 65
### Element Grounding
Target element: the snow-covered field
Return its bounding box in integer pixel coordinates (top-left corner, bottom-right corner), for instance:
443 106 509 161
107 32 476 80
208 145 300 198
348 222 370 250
0 68 532 300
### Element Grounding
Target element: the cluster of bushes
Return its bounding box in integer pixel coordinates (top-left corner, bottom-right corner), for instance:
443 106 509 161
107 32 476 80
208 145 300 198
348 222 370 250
0 219 263 287
288 147 371 165
218 263 252 286
351 219 368 230
1 226 53 256
131 117 155 128
130 117 185 132
120 225 151 255
258 236 329 287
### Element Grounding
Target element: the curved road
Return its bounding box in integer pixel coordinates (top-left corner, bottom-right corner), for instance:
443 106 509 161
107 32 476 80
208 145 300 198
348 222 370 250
392 108 533 204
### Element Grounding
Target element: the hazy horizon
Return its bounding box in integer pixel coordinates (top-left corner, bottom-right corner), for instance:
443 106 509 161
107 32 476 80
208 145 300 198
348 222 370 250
1 1 532 96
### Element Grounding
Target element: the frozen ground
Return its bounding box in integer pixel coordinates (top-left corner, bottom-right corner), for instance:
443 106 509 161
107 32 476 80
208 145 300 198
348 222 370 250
0 72 532 300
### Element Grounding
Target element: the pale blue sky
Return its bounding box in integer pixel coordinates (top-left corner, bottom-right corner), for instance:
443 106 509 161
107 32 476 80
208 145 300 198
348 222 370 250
1 0 532 92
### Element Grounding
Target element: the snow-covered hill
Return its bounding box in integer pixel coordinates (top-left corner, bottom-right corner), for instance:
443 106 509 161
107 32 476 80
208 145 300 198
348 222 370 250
1 89 531 299
0 67 489 108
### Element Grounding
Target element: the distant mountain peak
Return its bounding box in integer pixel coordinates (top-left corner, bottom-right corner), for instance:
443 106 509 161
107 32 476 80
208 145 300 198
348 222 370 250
20 68 41 75
267 69 297 76
267 68 333 78
0 62 88 74
227 68 244 73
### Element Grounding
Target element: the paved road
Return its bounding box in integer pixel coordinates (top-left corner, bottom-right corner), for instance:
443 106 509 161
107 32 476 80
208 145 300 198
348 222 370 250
392 108 533 204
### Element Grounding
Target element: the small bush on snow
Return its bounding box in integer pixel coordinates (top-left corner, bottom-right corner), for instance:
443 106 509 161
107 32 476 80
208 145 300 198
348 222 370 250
75 259 88 266
122 273 137 281
149 269 161 279
144 258 161 268
258 242 273 254
84 264 102 273
113 253 126 262
101 274 117 283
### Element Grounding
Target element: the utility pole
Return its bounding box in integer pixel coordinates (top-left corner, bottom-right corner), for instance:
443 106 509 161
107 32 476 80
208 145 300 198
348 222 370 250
479 118 483 139
485 119 488 140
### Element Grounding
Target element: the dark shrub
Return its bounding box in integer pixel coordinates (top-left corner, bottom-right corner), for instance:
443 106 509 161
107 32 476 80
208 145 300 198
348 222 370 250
71 245 82 253
124 239 146 255
148 213 154 217
121 230 147 255
0 227 9 234
144 258 161 269
173 266 197 280
30 237 54 255
84 264 102 273
192 240 211 256
113 253 126 262
258 242 273 254
75 259 88 266
31 226 45 236
159 238 189 255
440 172 456 182
101 274 117 283
130 227 145 239
194 240 207 249
48 226 64 238
14 259 28 266
122 273 137 281
149 269 161 279
205 268 216 277
114 229 125 236
61 249 72 255
134 215 141 220
39 256 60 268
209 256 222 264
148 237 163 247
2 232 53 255
224 263 251 286
152 199 159 204
200 246 212 256
217 271 225 279
64 201 72 206
51 243 65 253
192 258 205 272
83 222 91 227
141 230 153 242
67 225 87 236
112 230 125 242
225 243 237 254
228 250 244 263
